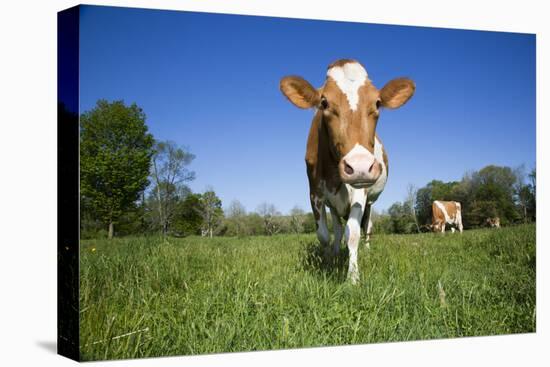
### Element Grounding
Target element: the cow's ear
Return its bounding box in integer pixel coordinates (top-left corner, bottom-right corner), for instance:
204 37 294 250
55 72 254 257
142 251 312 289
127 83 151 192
379 78 415 109
280 76 321 109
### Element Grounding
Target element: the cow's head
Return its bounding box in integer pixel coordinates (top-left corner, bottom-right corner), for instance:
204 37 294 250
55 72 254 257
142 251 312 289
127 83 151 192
280 59 415 188
486 217 501 227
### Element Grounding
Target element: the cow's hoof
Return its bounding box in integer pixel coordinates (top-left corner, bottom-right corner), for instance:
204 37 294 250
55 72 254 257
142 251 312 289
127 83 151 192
364 241 371 250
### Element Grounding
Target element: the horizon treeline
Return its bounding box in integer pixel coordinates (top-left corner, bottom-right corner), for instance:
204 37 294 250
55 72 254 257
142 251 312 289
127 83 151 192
77 100 316 239
75 100 536 239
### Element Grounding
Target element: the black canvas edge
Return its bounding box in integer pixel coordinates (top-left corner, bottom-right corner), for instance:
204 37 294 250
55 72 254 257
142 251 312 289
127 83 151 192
58 5 81 362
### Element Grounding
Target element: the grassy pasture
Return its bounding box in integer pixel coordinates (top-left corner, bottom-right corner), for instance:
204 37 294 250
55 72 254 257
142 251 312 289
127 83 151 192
79 224 535 361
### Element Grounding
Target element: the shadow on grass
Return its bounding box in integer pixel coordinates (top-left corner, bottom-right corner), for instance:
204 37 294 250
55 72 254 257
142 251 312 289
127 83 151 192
299 241 349 281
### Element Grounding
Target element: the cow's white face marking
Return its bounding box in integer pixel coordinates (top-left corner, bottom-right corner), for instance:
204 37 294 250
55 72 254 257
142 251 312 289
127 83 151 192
327 62 368 111
344 143 375 163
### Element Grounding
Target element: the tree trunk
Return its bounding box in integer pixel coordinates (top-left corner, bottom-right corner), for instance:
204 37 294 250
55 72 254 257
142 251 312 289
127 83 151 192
108 221 114 239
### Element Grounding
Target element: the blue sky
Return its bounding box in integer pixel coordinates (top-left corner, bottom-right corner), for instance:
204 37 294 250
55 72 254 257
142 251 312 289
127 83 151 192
79 5 536 214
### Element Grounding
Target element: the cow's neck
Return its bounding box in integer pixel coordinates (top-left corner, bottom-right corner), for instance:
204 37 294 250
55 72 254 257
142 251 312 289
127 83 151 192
305 111 342 196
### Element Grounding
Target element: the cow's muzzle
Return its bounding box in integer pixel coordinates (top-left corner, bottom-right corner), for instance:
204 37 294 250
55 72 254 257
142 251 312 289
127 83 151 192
339 146 382 188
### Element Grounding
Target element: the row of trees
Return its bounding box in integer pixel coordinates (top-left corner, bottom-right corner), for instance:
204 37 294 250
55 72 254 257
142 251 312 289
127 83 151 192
79 100 317 239
222 202 316 237
373 165 536 234
79 100 535 239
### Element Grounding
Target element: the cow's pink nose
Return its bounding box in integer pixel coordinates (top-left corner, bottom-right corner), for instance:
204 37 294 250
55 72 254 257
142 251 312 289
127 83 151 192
341 158 381 185
343 159 379 176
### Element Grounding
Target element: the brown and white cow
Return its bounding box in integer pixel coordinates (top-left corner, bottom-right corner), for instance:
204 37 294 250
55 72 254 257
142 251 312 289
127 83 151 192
431 200 463 233
280 59 415 283
486 217 501 228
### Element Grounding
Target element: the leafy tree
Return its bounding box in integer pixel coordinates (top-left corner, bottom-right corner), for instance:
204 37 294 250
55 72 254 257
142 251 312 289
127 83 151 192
469 165 519 225
388 202 417 234
224 200 248 236
80 100 154 239
114 193 149 236
243 213 265 236
199 189 224 238
171 193 204 236
432 180 460 201
257 202 281 235
150 141 195 236
466 200 499 226
146 183 190 231
415 185 433 226
472 165 517 195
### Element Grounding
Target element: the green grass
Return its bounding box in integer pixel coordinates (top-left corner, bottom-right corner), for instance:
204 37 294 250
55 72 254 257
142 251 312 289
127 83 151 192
79 224 536 361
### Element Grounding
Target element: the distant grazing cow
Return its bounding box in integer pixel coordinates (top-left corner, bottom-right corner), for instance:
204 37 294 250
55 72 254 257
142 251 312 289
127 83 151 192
486 217 501 228
280 59 415 283
432 200 463 233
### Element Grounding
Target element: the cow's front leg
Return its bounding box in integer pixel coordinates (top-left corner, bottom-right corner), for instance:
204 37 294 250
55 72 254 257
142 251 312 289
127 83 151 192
345 189 367 284
311 195 329 247
330 208 343 256
362 204 373 249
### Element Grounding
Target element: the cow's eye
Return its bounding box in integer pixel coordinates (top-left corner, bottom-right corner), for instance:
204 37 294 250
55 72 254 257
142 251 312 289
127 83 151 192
320 97 329 110
376 99 381 109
